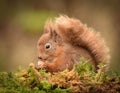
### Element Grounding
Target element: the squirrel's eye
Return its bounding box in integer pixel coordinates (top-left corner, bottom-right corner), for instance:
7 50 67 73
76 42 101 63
45 43 51 50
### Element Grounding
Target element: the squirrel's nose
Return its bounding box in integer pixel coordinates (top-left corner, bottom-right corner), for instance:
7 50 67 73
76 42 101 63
38 52 43 60
38 56 42 60
38 54 47 61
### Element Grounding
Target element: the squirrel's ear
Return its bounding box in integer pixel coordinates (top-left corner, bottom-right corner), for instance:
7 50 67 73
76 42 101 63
44 19 53 34
44 25 52 34
52 30 62 45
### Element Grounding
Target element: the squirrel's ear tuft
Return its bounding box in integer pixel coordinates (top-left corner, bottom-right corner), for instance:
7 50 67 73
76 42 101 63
44 19 53 34
52 30 62 45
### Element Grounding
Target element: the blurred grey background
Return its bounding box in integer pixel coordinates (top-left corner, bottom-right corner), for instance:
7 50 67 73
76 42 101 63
0 0 120 73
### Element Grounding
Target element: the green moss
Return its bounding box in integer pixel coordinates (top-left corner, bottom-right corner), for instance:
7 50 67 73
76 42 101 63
0 60 120 93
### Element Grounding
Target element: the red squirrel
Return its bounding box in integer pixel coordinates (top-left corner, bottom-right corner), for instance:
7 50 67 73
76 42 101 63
36 15 110 73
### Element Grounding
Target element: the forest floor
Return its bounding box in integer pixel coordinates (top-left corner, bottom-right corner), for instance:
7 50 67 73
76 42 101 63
0 60 120 93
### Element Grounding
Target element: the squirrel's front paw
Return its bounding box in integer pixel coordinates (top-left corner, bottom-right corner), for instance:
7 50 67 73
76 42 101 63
35 60 46 70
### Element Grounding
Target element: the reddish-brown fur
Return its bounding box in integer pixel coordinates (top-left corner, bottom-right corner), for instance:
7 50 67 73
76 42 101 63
36 15 110 73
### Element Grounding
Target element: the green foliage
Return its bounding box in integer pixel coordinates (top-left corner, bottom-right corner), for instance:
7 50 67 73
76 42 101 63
0 60 120 93
74 58 95 76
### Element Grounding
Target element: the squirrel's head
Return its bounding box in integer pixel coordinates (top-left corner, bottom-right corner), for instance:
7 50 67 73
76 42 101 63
37 20 63 62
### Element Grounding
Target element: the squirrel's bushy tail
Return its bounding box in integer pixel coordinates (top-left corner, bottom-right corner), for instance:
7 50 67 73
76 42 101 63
54 15 110 67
